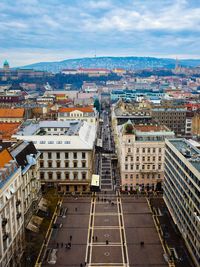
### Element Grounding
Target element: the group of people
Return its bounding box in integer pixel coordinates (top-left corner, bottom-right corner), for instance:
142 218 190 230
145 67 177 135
56 235 73 249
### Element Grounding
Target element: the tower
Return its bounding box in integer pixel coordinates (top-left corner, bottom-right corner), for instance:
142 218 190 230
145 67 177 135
3 60 9 70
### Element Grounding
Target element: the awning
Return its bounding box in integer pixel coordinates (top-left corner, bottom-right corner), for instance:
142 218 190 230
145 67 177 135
26 215 43 233
38 198 49 212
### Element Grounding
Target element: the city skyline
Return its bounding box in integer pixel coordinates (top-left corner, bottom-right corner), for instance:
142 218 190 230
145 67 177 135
0 0 200 66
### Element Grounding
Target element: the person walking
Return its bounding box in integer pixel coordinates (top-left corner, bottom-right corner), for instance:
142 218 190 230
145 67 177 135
95 236 98 242
70 235 72 241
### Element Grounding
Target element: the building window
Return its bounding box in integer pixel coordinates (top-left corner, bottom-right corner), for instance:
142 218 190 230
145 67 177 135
158 174 161 179
158 156 162 161
40 153 43 159
136 165 139 170
65 152 69 159
131 157 133 161
57 173 61 179
147 156 150 161
57 161 60 168
74 161 78 168
40 161 44 168
82 152 86 159
159 148 162 153
147 165 150 170
153 156 155 161
147 174 150 179
128 139 131 143
142 174 145 179
158 164 161 170
128 148 131 153
65 161 69 168
152 174 155 179
130 174 133 179
130 164 133 170
125 156 128 161
125 174 128 179
56 152 60 159
153 148 156 153
82 161 86 168
136 156 139 161
152 165 155 170
142 156 145 161
142 148 145 153
40 172 44 179
48 161 52 168
82 173 86 180
49 173 53 179
148 148 150 153
136 174 139 179
125 164 128 170
73 152 77 159
48 152 52 159
142 165 145 170
74 173 78 180
65 172 69 180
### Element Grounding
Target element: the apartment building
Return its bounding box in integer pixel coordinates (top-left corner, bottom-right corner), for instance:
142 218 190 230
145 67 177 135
164 139 200 267
152 106 187 136
13 120 96 192
116 121 174 192
9 141 41 225
0 149 24 267
58 106 98 125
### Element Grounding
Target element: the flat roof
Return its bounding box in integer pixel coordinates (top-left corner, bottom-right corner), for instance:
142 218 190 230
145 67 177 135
170 139 200 172
134 125 170 132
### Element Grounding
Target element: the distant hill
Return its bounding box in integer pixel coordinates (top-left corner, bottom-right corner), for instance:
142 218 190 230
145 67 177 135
19 56 200 73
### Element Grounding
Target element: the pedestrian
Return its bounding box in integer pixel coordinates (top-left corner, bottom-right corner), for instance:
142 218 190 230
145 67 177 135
56 243 59 248
106 240 109 245
80 264 83 267
92 236 94 241
65 243 67 248
61 242 63 248
95 236 98 242
70 235 72 241
75 207 77 212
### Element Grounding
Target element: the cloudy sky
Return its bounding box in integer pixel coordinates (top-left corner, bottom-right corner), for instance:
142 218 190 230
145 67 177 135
0 0 199 66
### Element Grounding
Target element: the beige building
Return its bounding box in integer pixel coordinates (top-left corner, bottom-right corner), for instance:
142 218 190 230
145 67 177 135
58 106 98 125
0 149 24 267
192 112 200 137
116 121 174 192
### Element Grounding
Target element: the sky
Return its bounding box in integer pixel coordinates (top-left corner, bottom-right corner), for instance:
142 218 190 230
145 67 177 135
0 0 200 67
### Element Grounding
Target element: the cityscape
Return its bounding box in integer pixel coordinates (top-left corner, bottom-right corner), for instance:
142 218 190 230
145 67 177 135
0 1 200 267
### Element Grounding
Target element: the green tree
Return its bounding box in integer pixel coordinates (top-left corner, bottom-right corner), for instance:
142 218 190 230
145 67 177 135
94 98 101 113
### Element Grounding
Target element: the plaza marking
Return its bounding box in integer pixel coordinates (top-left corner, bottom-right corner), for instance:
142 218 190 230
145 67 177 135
117 196 125 265
104 252 110 256
85 197 94 264
104 234 110 238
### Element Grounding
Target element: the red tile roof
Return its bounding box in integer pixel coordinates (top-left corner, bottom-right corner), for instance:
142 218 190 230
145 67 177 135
0 149 13 168
59 106 94 113
0 108 25 118
134 125 168 132
0 123 21 139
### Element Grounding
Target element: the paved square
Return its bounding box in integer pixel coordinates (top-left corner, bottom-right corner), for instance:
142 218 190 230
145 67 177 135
127 244 168 266
94 215 119 227
95 203 118 213
125 227 161 244
124 214 155 227
93 229 121 243
122 202 150 214
91 245 123 264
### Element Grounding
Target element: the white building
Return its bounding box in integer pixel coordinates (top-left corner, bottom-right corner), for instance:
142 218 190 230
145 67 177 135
58 106 98 125
164 139 200 267
116 121 174 192
13 120 97 192
0 150 24 266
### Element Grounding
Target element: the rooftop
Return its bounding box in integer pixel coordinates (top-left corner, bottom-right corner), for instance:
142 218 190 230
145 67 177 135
0 108 25 118
134 125 170 132
0 149 13 168
0 123 21 139
59 106 94 113
170 139 200 172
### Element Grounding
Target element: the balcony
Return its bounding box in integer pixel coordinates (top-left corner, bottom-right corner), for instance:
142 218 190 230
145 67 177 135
16 199 21 206
2 218 8 227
